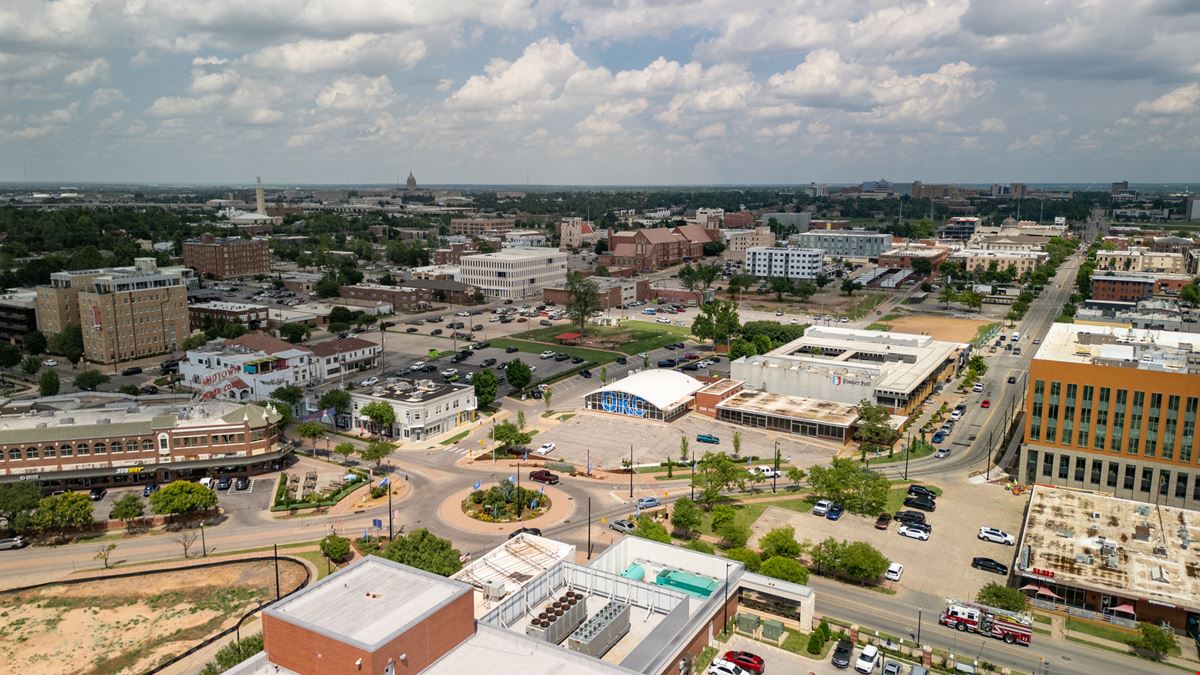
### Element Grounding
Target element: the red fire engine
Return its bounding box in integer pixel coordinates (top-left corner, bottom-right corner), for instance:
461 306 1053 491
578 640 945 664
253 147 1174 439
938 598 1033 646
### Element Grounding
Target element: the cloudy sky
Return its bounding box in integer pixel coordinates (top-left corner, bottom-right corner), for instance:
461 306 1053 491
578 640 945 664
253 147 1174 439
0 1 1197 185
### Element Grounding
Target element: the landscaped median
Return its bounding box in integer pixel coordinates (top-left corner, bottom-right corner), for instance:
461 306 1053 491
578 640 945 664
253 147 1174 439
271 468 369 512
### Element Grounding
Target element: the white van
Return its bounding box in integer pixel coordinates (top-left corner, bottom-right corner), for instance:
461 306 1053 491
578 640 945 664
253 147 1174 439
1011 332 1020 342
199 477 215 489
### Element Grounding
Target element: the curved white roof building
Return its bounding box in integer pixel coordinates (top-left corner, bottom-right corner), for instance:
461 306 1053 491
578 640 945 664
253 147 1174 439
584 369 704 421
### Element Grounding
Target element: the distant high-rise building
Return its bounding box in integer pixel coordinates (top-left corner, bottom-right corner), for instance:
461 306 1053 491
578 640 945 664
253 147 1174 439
255 176 265 215
1111 180 1129 195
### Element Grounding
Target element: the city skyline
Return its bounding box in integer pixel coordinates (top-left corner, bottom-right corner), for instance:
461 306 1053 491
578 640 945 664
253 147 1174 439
0 2 1198 184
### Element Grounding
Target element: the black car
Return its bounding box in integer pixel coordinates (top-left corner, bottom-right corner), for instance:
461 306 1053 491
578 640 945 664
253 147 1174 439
472 324 483 332
161 358 179 369
476 342 490 349
504 299 514 304
680 363 700 371
505 346 519 353
971 557 1009 575
121 366 143 376
451 354 467 363
423 364 438 372
88 487 107 501
216 477 233 490
580 369 592 378
554 353 569 362
1007 375 1017 384
234 476 250 491
431 329 443 336
482 358 497 367
139 385 158 395
903 495 937 512
893 510 927 526
616 356 628 365
907 485 937 500
530 388 543 399
382 321 396 328
406 327 418 333
672 342 685 349
664 344 677 350
657 358 677 368
831 639 854 669
708 356 720 363
508 526 542 539
570 356 584 364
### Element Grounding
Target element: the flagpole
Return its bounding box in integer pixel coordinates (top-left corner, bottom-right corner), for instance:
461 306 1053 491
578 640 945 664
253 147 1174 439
387 475 394 539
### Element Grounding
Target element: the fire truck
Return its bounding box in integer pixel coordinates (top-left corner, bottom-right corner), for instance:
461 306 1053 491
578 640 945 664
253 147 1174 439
938 598 1033 646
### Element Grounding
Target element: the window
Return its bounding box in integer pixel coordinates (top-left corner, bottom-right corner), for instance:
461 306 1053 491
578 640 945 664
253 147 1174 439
1111 389 1126 453
1107 462 1119 488
143 439 154 452
1124 464 1135 490
1063 384 1077 445
1091 460 1102 485
1074 457 1086 482
10 448 23 460
1026 449 1039 482
1129 391 1144 454
1176 473 1188 499
1182 397 1198 464
111 440 123 454
1141 467 1153 493
1160 469 1171 496
1163 395 1180 461
76 444 89 456
1031 380 1044 440
1078 385 1093 448
1145 393 1162 457
1058 455 1070 480
60 444 73 457
1046 382 1061 443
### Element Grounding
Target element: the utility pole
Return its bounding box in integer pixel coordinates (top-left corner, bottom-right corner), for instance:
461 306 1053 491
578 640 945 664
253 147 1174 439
628 444 634 498
772 440 779 494
690 449 695 500
387 477 394 539
274 543 280 600
587 497 592 559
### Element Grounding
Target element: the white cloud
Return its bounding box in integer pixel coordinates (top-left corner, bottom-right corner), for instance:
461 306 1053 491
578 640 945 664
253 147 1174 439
245 33 426 74
694 122 727 140
448 38 587 111
147 94 223 117
190 68 241 93
88 87 127 110
64 58 109 85
980 117 1007 133
1134 82 1200 116
316 75 397 111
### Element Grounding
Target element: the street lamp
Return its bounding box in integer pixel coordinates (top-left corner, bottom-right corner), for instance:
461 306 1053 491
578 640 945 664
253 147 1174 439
723 562 731 633
629 444 634 498
772 440 779 494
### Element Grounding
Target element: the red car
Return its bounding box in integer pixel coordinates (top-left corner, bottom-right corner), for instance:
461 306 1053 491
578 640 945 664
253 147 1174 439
722 651 764 674
981 399 991 408
875 513 892 530
530 469 559 485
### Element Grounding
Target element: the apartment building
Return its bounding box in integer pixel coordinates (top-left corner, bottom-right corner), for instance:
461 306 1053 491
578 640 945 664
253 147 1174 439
459 248 568 300
188 301 270 331
181 340 316 402
721 226 776 262
744 247 823 280
1018 324 1200 510
450 217 516 236
1095 248 1187 275
0 290 38 346
948 249 1047 277
877 245 950 270
310 337 381 381
349 378 475 441
1090 274 1156 302
789 230 893 259
182 233 272 279
942 216 982 240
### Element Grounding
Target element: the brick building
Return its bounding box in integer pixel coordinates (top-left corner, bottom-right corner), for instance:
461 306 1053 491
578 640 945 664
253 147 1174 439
543 277 648 309
598 228 704 272
1090 275 1155 302
450 217 516 236
188 301 270 331
182 233 272 279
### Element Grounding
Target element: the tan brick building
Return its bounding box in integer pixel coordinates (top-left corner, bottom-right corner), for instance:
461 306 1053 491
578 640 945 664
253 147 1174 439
182 233 272 279
450 216 516 236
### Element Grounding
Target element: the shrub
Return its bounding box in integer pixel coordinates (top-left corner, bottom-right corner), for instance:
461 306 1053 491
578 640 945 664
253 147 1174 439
369 485 387 499
818 619 832 642
319 534 352 563
715 520 750 549
760 556 810 584
723 547 762 572
684 539 714 554
545 461 576 473
806 631 824 655
759 525 802 559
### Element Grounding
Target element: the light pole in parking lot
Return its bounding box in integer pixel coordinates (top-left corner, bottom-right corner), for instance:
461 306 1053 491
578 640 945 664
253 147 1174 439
772 440 779 493
629 445 634 498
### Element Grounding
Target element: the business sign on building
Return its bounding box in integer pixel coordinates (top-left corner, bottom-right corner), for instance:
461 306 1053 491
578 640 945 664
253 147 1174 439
599 391 648 418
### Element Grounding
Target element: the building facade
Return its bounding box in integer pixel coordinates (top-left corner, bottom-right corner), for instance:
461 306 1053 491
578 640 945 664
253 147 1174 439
877 245 949 270
789 231 893 259
1017 324 1200 510
188 301 270 331
942 216 982 240
0 290 38 346
310 337 382 381
450 217 516 236
339 283 432 312
598 228 703 272
1090 275 1155 302
349 379 475 441
744 247 823 280
1095 248 1187 275
543 277 647 309
459 248 568 300
721 226 776 262
948 249 1047 277
182 233 272 279
77 260 190 364
181 341 316 401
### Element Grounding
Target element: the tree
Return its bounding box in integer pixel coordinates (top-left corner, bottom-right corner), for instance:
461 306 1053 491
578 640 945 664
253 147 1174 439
94 542 118 569
786 466 807 488
39 370 60 396
959 289 983 312
48 324 84 363
320 534 352 563
23 330 47 356
855 399 897 449
564 271 601 334
490 421 533 450
175 529 199 558
0 342 21 373
505 360 533 391
593 239 609 255
117 384 139 396
359 441 393 470
723 547 762 573
808 458 890 515
516 410 526 430
939 285 958 308
814 273 831 289
31 492 94 536
710 505 736 531
381 528 463 576
294 421 326 449
715 519 750 548
20 355 40 376
326 441 354 464
792 282 817 301
768 276 794 301
976 582 1029 612
542 386 553 409
760 556 810 584
1130 622 1176 660
703 241 726 256
732 431 742 458
760 526 802 559
0 481 41 533
472 368 499 409
109 494 145 531
910 257 933 275
278 322 309 343
149 480 218 519
839 540 890 582
599 365 607 384
182 333 209 350
270 384 304 410
1180 280 1200 306
691 300 741 345
74 369 110 391
670 497 702 535
751 333 772 354
691 452 749 508
632 515 671 543
729 338 757 360
679 434 689 462
359 401 396 435
841 278 862 296
318 388 352 416
806 631 824 654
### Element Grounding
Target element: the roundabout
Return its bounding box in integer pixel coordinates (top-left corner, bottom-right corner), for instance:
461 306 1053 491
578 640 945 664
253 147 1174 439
437 482 576 536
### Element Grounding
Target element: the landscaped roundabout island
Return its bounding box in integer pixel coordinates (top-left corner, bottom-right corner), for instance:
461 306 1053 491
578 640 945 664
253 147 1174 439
462 479 552 523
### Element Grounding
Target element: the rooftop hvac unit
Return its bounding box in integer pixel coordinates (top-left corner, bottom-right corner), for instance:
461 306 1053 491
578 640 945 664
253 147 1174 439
1101 540 1117 555
482 580 507 601
568 599 630 658
1075 554 1094 565
526 591 586 645
1106 555 1119 569
96 418 110 424
59 417 74 425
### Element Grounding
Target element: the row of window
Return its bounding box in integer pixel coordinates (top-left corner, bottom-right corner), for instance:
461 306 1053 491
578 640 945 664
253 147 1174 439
1026 448 1200 501
2 439 155 462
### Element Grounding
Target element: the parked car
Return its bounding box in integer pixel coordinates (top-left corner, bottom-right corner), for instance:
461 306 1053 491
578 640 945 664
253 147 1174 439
680 362 700 371
234 476 250 491
609 519 635 534
874 513 892 530
508 526 542 539
441 368 458 378
431 328 443 335
142 483 159 497
615 356 628 365
882 661 902 675
903 495 937 512
812 499 833 516
981 399 991 408
579 369 593 378
1007 375 1017 384
706 659 746 675
539 319 553 326
406 327 418 333
506 346 519 353
535 442 556 455
831 639 854 669
885 562 904 582
978 527 1016 545
898 524 931 541
360 377 379 387
0 535 29 550
636 496 661 509
972 382 984 393
41 358 59 367
720 651 764 674
139 385 158 395
971 557 1009 575
530 470 559 485
931 431 946 444
121 366 142 376
893 511 927 527
216 477 233 490
855 644 879 673
907 485 937 500
825 503 845 520
88 487 107 501
695 433 719 444
570 356 584 364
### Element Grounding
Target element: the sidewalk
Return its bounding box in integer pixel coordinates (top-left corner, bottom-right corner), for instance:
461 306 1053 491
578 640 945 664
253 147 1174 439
1046 613 1200 671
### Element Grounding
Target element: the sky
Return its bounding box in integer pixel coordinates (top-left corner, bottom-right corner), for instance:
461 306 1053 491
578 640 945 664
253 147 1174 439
0 1 1198 186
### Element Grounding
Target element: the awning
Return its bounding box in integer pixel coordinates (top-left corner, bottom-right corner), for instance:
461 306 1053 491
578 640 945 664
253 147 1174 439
1018 584 1042 592
1110 603 1137 615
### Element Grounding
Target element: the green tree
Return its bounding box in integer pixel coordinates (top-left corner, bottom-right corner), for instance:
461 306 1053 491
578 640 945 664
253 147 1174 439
318 388 352 416
691 300 741 345
0 342 21 373
632 515 671 543
294 421 326 448
381 528 463 576
792 282 818 301
359 441 393 470
20 355 40 376
359 401 396 435
516 410 526 430
751 333 772 355
679 434 689 462
670 497 702 535
728 338 757 360
760 556 810 584
786 466 806 488
768 276 794 301
278 322 309 343
710 505 736 531
808 458 889 515
959 289 983 312
564 271 601 334
600 365 607 384
332 442 356 465
976 582 1029 612
760 526 803 559
542 386 553 409
490 421 533 450
109 493 145 531
691 452 748 508
839 540 890 582
731 431 742 458
117 384 141 396
685 539 714 554
74 369 110 391
0 481 41 533
855 399 897 449
841 278 862 296
94 542 117 569
23 330 47 356
182 333 209 350
270 384 305 410
910 257 933 275
31 492 94 535
814 272 831 289
472 368 499 409
716 519 750 548
320 534 352 563
1180 280 1200 306
48 324 84 363
1130 622 1176 660
39 369 60 396
806 631 824 654
505 360 533 391
723 547 762 572
939 285 958 308
149 480 218 519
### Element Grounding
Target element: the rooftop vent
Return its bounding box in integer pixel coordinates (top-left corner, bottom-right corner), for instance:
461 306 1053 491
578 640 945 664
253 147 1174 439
1105 554 1119 569
1075 554 1094 565
58 417 74 425
96 418 110 424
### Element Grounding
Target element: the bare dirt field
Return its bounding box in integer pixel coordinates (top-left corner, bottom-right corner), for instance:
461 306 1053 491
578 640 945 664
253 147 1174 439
0 559 306 675
885 315 993 343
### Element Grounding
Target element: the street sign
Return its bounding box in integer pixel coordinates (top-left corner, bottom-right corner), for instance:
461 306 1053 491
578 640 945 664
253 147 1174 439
372 519 382 528
472 479 481 490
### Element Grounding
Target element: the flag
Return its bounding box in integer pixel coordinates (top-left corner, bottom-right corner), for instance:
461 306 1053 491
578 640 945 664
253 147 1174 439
530 499 538 509
379 477 389 487
362 528 368 541
493 505 499 519
472 479 481 490
509 475 516 484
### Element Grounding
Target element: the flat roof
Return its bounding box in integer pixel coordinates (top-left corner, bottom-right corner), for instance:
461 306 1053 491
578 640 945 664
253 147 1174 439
189 301 269 312
1018 486 1200 611
697 378 742 397
716 390 859 427
881 246 945 258
462 247 565 261
452 533 575 612
425 624 631 675
355 378 471 404
0 401 277 445
590 370 705 411
1032 323 1199 372
266 556 470 649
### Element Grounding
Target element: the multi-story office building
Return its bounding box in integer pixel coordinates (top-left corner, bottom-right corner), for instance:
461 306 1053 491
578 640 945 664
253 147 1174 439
0 290 38 346
459 248 568 300
948 249 1047 278
1095 248 1187 275
942 216 982 240
877 245 950 270
721 226 776 262
1018 324 1200 509
789 231 893 259
182 233 271 279
1090 274 1156 302
450 216 516 236
349 378 475 441
744 247 823 280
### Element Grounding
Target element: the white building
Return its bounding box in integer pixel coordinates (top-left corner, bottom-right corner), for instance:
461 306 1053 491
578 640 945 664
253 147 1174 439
789 231 892 259
502 230 548 248
309 337 382 382
744 247 824 280
181 342 317 402
694 208 724 228
349 379 476 441
459 248 569 300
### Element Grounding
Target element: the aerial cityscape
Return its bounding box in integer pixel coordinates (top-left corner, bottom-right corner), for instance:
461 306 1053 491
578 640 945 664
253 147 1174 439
0 3 1199 675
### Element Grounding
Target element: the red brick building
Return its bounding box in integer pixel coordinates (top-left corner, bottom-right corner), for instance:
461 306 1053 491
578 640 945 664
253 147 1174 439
597 227 712 272
182 233 271 279
1090 274 1155 302
722 211 753 229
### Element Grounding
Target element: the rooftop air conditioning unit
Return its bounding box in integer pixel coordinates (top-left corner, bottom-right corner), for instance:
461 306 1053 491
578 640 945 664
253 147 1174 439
482 580 507 601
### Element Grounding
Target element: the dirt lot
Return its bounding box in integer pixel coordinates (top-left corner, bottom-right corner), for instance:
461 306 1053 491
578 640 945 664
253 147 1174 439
0 559 306 674
886 315 994 343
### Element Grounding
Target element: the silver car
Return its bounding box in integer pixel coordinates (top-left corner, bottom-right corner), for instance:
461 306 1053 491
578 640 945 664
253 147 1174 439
0 535 28 551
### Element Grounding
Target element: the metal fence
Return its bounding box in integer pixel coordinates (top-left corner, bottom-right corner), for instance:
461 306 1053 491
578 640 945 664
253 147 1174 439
1030 598 1140 630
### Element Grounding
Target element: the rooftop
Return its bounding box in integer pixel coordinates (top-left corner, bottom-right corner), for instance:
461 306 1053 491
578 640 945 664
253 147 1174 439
1018 486 1200 611
452 533 576 614
425 624 631 675
1032 323 1200 373
0 400 277 446
189 301 269 312
696 378 742 397
354 378 471 404
462 247 565 261
950 249 1046 259
308 336 377 357
590 370 705 411
716 389 859 427
881 246 946 258
266 556 471 649
226 333 305 355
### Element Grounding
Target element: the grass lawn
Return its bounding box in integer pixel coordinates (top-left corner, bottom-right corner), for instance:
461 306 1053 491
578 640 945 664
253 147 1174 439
511 320 689 355
1034 613 1052 624
440 430 470 445
864 440 936 465
290 549 340 579
490 337 619 364
1066 618 1165 649
865 322 893 331
697 497 815 535
847 292 887 320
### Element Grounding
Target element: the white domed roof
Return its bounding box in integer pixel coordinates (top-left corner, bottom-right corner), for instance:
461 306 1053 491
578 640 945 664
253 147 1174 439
592 369 704 410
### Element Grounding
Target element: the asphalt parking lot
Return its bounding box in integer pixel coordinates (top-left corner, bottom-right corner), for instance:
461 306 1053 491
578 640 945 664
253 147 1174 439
748 478 1028 605
381 344 585 396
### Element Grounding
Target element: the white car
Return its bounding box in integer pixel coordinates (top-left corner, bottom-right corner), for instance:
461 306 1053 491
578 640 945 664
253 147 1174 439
751 466 782 479
885 562 904 581
410 361 425 371
539 350 556 359
933 447 951 459
972 382 984 393
535 442 556 456
978 527 1016 545
898 525 930 541
657 317 671 324
790 318 801 324
707 659 746 675
41 359 58 367
812 499 833 516
950 410 962 421
854 644 879 673
456 311 470 316
441 368 458 378
360 377 379 387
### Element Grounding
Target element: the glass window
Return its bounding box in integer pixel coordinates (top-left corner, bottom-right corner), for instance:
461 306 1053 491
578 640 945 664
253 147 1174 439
1063 384 1077 446
1074 457 1086 482
1026 449 1039 482
1160 469 1171 496
1078 385 1093 448
1163 395 1180 461
1141 467 1153 493
1124 464 1135 490
1129 391 1144 454
1175 473 1188 499
1031 380 1044 441
1090 460 1102 484
1145 393 1162 457
1042 452 1054 477
1182 397 1197 464
1058 455 1070 480
1107 462 1119 488
1111 390 1126 453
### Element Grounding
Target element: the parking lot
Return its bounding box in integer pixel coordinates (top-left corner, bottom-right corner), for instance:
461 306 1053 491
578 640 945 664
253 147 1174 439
84 474 274 528
377 340 588 396
748 477 1028 605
